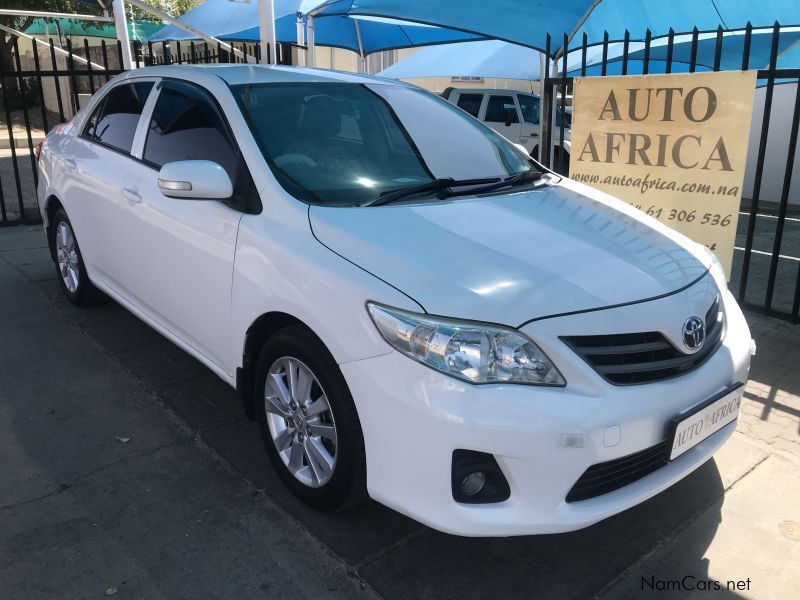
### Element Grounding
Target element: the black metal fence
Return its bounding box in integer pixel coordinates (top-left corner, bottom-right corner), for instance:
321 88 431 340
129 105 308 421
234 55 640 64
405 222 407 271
0 36 288 227
1 27 799 323
541 23 800 323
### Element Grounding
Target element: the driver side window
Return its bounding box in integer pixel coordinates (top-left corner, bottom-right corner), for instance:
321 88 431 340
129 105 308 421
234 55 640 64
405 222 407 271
143 82 238 180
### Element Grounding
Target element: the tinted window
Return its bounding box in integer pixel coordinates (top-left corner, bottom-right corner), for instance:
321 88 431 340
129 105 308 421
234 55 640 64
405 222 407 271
143 83 238 179
485 95 519 124
233 82 535 206
84 81 153 152
518 94 540 124
456 93 482 117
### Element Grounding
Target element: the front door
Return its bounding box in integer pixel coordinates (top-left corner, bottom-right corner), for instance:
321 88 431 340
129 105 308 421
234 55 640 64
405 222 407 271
118 80 252 373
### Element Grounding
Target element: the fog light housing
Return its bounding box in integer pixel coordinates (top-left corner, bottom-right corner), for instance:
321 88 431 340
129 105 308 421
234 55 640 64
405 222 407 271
451 450 510 504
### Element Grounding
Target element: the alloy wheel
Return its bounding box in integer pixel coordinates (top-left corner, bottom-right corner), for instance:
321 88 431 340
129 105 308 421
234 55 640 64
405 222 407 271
55 221 80 293
264 357 338 488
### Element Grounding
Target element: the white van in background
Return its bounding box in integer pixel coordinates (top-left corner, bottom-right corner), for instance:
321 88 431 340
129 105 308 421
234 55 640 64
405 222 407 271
442 88 572 173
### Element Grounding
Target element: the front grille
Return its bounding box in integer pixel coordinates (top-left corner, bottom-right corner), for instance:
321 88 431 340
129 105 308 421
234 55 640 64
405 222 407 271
565 441 669 502
561 296 723 385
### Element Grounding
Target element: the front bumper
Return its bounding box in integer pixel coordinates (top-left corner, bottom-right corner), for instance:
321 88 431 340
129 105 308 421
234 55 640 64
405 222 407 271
341 274 751 536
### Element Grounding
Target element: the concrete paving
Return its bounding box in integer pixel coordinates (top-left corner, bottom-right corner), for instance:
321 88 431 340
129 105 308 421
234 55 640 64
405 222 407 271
1 225 798 600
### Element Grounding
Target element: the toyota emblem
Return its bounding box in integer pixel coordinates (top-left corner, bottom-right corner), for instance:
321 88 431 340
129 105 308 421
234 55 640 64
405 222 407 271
682 316 706 351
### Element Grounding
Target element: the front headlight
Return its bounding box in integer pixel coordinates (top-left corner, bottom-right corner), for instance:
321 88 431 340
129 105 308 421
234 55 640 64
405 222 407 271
367 303 565 386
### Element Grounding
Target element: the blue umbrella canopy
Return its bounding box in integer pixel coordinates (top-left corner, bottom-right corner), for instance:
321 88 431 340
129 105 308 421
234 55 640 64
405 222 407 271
149 0 296 43
311 0 800 55
567 27 800 76
148 0 481 55
378 40 541 80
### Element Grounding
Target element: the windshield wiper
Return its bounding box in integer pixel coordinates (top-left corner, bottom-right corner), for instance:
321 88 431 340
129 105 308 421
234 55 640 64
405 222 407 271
441 170 545 199
360 177 500 207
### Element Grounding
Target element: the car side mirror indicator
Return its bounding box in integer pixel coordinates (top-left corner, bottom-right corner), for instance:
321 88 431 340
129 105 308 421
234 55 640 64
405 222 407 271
158 160 233 200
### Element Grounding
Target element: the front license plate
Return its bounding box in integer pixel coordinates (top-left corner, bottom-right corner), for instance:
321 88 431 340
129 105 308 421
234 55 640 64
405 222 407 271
668 384 744 460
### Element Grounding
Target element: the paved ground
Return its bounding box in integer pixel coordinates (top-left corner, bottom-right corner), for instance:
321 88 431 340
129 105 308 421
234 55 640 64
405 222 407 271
0 149 38 222
1 225 799 600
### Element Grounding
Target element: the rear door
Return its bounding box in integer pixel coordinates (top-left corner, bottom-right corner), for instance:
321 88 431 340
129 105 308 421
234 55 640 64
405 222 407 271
481 94 522 143
118 79 254 372
60 80 155 285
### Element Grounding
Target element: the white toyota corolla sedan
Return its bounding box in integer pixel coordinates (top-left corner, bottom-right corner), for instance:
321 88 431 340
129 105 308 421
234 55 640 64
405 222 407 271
37 65 752 537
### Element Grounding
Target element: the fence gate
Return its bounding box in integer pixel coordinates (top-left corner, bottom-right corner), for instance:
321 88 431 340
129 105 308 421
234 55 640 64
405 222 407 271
0 35 288 227
541 24 800 323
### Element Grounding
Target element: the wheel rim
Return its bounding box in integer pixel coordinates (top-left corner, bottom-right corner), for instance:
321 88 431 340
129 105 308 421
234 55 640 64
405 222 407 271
264 357 338 488
55 221 80 293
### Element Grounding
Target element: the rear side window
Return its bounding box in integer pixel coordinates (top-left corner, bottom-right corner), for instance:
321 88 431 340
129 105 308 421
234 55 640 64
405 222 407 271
143 83 238 179
456 93 483 117
84 81 153 153
485 95 519 124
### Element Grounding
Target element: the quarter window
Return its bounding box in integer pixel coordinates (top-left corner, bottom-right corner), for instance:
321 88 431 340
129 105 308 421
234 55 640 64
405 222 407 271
84 81 153 153
143 83 238 179
456 93 483 118
485 95 519 124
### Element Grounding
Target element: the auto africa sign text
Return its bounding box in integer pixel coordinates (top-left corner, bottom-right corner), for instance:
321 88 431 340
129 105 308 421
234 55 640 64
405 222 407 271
569 71 758 278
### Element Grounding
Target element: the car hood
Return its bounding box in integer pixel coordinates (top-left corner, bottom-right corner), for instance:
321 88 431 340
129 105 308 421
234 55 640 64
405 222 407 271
308 179 711 326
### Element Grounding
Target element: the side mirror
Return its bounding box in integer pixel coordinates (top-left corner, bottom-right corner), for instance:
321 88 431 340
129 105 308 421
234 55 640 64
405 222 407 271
158 160 233 200
505 115 513 127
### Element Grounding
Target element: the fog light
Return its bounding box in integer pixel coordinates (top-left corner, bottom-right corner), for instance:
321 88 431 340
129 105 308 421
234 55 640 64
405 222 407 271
460 471 486 496
451 450 511 504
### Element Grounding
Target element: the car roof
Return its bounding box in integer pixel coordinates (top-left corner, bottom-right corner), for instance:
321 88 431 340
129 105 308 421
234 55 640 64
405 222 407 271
449 88 537 96
114 64 402 88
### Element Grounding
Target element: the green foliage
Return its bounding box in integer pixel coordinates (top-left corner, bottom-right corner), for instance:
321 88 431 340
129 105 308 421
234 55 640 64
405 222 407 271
0 1 201 70
129 1 203 23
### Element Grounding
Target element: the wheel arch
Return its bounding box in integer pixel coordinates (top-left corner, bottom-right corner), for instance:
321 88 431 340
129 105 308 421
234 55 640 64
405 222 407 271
238 311 320 420
43 195 65 260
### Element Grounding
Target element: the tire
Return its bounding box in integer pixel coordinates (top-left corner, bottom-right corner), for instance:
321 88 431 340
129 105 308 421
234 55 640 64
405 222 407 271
254 324 367 511
49 208 103 306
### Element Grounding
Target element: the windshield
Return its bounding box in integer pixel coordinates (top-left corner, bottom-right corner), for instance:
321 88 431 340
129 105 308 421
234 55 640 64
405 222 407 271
232 82 536 206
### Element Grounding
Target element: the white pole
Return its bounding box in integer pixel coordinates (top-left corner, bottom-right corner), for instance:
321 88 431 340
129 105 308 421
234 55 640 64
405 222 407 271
258 0 276 64
112 0 133 70
306 16 316 67
0 9 114 22
354 18 365 73
295 14 305 66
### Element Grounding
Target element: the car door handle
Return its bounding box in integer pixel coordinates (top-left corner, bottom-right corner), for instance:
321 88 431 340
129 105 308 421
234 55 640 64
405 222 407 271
122 188 141 203
63 159 77 171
